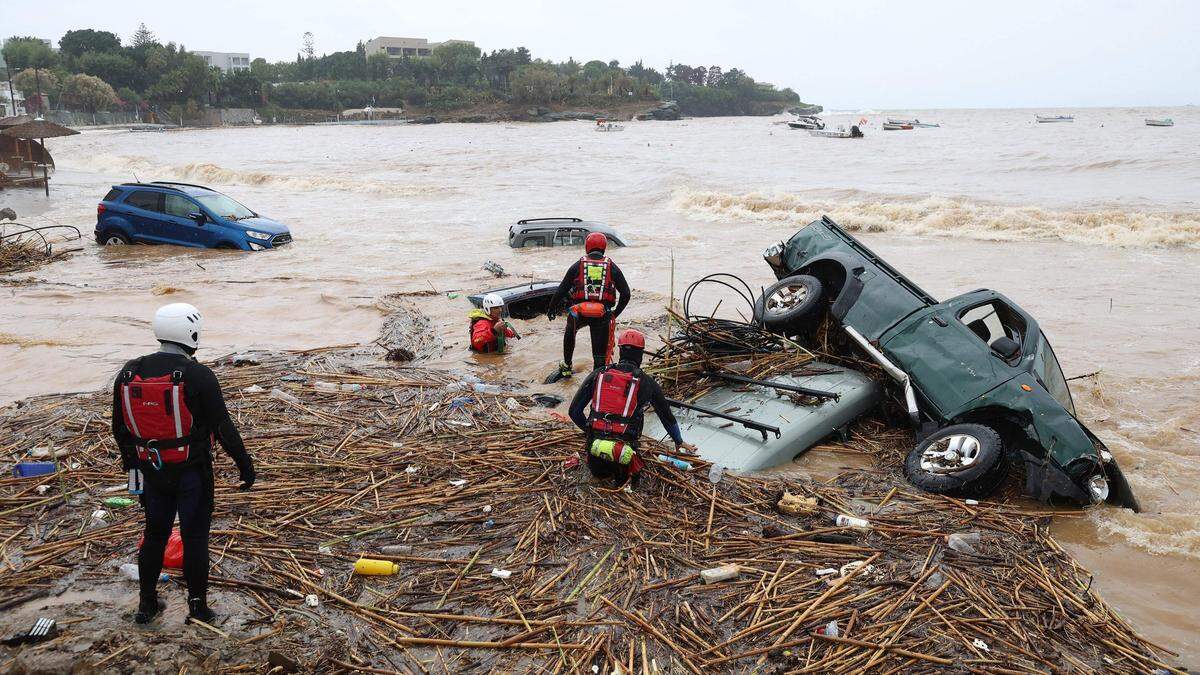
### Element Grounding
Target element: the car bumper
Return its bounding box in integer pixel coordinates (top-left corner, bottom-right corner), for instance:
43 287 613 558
247 233 292 251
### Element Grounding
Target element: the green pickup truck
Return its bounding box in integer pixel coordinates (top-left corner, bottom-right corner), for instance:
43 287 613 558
758 216 1139 510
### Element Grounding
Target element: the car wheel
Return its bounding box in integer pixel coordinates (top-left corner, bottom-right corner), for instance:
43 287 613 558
215 242 239 250
101 231 131 246
904 423 1007 498
753 275 824 333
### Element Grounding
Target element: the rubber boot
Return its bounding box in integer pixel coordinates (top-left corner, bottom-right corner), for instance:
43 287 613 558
544 361 572 384
134 596 166 624
187 597 216 624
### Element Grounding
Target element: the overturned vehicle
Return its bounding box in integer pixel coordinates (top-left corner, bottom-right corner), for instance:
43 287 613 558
755 216 1138 510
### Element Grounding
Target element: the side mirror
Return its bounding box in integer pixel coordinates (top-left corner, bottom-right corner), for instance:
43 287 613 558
189 211 206 226
990 336 1020 361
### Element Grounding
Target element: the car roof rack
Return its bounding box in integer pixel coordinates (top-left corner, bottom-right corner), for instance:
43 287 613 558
150 181 213 191
517 217 582 224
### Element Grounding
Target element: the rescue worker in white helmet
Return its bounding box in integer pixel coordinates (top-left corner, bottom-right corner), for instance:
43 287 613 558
111 303 254 625
568 329 696 487
469 293 519 353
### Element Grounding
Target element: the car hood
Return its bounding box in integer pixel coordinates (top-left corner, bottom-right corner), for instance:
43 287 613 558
233 217 289 235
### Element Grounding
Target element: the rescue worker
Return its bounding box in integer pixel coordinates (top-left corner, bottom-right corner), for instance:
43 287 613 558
568 329 696 486
112 303 255 625
545 232 630 382
469 293 519 353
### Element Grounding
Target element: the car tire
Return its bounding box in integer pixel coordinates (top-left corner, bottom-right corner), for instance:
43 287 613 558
215 242 239 250
904 423 1006 498
753 275 824 333
100 231 131 246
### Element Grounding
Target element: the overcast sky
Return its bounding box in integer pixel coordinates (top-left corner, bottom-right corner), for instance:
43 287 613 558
6 0 1197 108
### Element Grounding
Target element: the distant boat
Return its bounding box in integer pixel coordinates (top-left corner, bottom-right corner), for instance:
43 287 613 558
787 115 825 130
882 122 913 131
594 119 624 132
1036 115 1074 123
809 125 864 139
1145 118 1174 127
886 117 939 128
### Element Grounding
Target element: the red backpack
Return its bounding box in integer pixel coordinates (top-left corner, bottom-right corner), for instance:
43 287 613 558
571 256 617 304
119 361 199 468
588 366 641 440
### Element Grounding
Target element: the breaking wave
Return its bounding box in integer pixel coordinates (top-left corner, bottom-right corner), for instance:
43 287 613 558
669 188 1200 248
72 154 453 196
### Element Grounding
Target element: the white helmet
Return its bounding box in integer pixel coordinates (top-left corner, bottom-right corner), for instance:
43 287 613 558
153 303 203 349
482 293 505 311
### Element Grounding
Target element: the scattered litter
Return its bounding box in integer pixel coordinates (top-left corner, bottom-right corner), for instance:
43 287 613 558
490 568 513 579
839 560 874 577
657 455 692 471
965 499 980 506
119 562 168 583
29 446 68 459
243 384 266 394
405 465 419 474
449 397 474 412
36 485 49 495
305 594 320 607
89 509 109 527
269 388 300 404
948 532 983 555
531 394 564 408
505 397 522 410
834 514 871 529
381 544 412 555
482 505 492 513
473 383 503 394
816 620 839 637
972 638 990 652
482 260 506 277
12 461 56 478
318 545 332 555
700 564 740 584
483 519 495 528
341 383 362 393
353 558 399 575
2 618 58 646
448 479 468 487
777 490 818 515
280 374 307 383
314 381 338 392
707 464 725 484
816 568 839 577
563 456 580 469
102 496 135 509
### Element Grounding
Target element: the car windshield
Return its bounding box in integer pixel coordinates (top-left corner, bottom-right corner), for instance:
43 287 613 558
195 193 255 220
1034 333 1075 415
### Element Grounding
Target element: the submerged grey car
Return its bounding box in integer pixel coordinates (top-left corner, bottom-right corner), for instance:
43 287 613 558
508 218 628 248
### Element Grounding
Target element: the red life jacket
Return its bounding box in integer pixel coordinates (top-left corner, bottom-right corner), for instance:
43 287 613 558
588 365 642 442
119 362 199 468
571 256 616 305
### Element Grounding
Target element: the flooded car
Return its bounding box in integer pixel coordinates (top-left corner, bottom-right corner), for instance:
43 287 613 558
468 280 565 319
508 217 627 248
760 216 1139 510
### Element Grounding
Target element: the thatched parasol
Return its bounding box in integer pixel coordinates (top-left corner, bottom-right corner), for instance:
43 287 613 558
0 114 34 128
2 119 79 196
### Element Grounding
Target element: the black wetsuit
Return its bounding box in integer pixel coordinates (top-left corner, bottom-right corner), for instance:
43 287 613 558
548 254 631 369
111 350 253 605
568 360 682 483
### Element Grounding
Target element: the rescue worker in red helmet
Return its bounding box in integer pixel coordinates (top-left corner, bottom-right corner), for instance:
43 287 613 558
469 293 519 354
568 329 697 486
111 303 254 625
545 231 630 383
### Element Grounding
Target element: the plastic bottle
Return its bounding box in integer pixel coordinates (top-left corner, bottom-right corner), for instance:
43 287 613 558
104 496 135 509
834 514 871 529
707 464 725 484
657 455 692 471
353 558 399 575
472 383 503 394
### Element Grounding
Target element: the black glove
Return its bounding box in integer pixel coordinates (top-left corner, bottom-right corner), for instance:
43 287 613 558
238 465 256 491
546 309 558 321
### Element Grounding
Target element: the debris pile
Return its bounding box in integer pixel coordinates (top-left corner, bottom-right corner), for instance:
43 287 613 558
0 219 81 275
0 347 1184 673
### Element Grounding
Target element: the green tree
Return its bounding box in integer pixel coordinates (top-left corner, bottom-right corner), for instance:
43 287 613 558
131 23 157 48
62 73 119 112
431 42 482 86
510 64 566 104
12 68 59 113
2 37 59 71
59 29 122 58
77 51 138 91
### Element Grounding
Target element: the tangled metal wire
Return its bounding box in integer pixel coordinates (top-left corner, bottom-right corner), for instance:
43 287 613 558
674 273 791 356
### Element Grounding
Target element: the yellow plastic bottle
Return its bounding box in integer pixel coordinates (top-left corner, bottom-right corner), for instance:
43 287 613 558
354 558 399 575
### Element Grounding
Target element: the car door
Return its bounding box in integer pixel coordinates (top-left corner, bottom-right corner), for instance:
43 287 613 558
122 190 166 242
162 194 217 248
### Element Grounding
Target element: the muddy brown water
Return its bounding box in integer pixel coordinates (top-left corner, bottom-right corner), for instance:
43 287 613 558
1 109 1198 662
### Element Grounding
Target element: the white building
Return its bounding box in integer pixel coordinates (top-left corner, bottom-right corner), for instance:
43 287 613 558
194 51 252 73
363 37 474 59
1 83 25 118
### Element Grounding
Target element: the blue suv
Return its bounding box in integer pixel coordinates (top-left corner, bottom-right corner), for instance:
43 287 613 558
95 182 293 251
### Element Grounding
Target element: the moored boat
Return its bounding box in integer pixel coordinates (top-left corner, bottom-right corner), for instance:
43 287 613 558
809 125 864 139
787 115 825 130
594 119 625 132
882 122 913 131
1036 115 1074 123
886 117 939 128
1145 118 1174 127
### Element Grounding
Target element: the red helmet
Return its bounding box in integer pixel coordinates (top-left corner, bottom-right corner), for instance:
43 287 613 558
585 232 608 254
617 329 645 350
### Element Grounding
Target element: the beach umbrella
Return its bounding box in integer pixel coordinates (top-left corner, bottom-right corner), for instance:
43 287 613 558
2 119 79 196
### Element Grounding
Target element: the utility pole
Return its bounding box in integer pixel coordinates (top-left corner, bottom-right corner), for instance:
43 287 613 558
33 66 43 118
4 56 15 116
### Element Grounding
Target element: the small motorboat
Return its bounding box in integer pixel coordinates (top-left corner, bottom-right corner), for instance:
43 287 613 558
594 119 625 132
882 122 913 131
1145 118 1174 127
787 115 825 130
1036 115 1074 123
809 125 864 139
886 117 939 128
